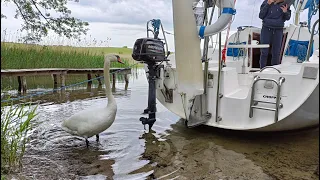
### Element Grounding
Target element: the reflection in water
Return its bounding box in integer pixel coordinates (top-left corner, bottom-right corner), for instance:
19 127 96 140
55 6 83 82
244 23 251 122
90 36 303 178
1 71 135 102
1 68 319 180
1 73 131 91
1 70 137 105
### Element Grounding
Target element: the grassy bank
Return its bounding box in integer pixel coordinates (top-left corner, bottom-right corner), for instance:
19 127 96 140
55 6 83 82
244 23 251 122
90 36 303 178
1 42 139 69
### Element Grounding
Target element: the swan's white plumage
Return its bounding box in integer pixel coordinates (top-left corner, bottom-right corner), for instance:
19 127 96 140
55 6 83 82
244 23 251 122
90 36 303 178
61 54 119 139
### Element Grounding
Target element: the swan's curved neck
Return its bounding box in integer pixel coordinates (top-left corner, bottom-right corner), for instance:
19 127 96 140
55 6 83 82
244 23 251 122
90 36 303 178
104 58 115 103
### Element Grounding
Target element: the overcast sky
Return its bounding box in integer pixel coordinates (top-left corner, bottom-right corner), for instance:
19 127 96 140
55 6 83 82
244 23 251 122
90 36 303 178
1 0 316 51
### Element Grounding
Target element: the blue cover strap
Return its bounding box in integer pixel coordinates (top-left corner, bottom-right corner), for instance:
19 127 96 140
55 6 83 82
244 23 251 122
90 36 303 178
222 7 236 15
199 26 206 39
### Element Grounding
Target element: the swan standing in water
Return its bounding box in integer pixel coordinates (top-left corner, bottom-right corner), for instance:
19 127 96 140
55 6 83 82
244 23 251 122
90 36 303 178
62 54 124 147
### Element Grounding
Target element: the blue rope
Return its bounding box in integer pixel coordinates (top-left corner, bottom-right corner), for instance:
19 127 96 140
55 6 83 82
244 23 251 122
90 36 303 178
1 63 139 103
297 43 308 62
308 0 319 34
285 39 313 61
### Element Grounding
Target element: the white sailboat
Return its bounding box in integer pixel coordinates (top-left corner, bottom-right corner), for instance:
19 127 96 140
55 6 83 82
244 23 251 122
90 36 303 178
135 0 319 131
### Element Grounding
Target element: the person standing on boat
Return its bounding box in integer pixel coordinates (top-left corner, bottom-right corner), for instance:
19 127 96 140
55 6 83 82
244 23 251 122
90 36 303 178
259 0 291 69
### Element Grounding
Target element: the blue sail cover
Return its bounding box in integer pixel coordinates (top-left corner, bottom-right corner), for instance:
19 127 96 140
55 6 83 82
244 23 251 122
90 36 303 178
285 39 314 62
227 42 246 57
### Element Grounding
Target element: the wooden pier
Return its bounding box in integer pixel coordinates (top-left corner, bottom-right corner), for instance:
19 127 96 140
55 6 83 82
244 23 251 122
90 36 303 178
1 68 131 93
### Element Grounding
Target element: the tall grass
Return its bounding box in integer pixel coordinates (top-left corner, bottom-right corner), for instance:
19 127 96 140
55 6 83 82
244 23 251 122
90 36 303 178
1 42 136 69
1 98 38 177
1 42 134 57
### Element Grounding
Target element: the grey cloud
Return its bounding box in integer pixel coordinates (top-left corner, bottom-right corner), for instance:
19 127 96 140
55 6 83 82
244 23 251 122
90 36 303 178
67 0 270 31
66 0 264 33
68 0 173 27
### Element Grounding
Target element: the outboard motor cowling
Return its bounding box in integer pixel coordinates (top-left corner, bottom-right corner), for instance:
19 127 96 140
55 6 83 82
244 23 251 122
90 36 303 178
132 38 166 63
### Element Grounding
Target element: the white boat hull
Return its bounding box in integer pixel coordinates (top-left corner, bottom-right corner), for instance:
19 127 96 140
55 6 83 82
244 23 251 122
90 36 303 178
149 24 319 132
154 64 319 131
253 85 319 131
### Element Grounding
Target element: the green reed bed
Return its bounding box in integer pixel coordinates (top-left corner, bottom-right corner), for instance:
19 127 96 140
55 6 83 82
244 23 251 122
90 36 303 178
1 42 134 56
1 99 38 178
1 45 134 69
1 42 143 69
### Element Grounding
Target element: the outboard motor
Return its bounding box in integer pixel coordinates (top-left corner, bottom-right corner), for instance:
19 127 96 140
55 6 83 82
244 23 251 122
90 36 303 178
131 19 170 131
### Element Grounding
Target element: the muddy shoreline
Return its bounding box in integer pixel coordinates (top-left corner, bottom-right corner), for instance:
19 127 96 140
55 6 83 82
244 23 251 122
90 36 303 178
15 133 115 180
135 120 319 180
10 120 319 180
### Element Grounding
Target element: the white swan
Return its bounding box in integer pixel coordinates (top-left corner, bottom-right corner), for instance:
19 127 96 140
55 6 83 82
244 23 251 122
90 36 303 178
61 54 124 147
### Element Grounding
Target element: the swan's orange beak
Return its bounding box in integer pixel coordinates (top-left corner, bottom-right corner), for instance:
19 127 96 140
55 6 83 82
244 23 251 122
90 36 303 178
116 56 124 64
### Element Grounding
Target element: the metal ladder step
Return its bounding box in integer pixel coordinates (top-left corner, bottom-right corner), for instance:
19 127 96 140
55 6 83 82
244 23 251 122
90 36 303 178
253 100 276 105
249 74 286 122
251 106 276 111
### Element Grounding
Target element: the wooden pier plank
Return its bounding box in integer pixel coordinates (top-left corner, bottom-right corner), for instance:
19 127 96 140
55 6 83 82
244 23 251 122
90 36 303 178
1 68 131 77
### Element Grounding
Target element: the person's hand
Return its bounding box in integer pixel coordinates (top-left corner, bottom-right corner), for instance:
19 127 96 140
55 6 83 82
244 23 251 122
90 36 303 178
281 4 288 13
267 0 274 5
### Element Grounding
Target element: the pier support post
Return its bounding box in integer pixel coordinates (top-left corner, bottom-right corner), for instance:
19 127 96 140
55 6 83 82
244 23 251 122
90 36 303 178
124 74 129 90
60 74 65 91
96 74 102 86
112 73 116 92
18 76 22 94
96 74 102 90
87 73 92 91
53 74 58 92
22 77 27 94
18 76 27 94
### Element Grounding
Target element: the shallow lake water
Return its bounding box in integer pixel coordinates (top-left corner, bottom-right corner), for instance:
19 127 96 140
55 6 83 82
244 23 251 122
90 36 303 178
2 69 319 180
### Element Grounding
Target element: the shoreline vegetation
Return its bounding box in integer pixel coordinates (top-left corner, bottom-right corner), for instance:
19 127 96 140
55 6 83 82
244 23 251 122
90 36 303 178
1 99 38 180
1 42 141 69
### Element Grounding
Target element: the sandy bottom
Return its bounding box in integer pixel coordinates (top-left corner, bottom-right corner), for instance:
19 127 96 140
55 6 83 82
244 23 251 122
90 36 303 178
15 138 115 180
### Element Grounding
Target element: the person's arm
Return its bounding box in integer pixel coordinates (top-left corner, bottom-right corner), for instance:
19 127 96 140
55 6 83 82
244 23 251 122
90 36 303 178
259 0 271 20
